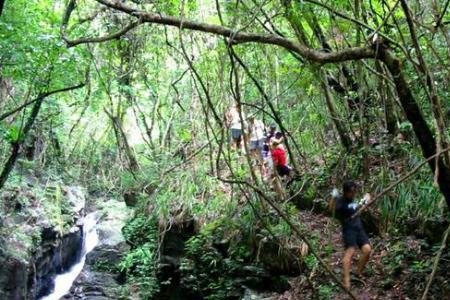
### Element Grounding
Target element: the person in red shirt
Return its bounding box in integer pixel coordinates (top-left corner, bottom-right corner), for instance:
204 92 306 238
271 141 290 177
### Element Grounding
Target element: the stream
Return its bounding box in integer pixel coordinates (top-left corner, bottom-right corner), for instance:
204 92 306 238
39 212 100 300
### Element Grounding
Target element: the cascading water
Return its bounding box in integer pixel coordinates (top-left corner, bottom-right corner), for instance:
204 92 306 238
39 212 100 300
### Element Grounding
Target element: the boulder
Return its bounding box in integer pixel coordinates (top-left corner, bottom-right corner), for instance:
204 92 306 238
123 191 138 207
64 243 129 300
0 256 28 300
256 238 302 276
85 243 129 269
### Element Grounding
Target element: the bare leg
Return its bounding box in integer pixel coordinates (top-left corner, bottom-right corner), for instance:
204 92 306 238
231 138 237 150
357 244 371 275
272 176 285 200
343 247 356 290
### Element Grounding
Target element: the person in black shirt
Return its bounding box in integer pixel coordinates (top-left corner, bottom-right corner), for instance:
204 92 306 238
335 181 372 290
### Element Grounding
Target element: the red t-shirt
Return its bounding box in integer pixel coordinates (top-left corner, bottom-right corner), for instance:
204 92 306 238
271 147 287 166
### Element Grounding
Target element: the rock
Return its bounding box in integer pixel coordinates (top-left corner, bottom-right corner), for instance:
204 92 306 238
123 191 138 207
64 243 129 300
0 184 87 299
232 265 290 293
409 217 450 243
33 225 83 298
242 289 278 300
0 256 28 300
257 238 302 276
155 219 196 300
0 223 84 299
65 200 131 300
65 268 122 299
96 199 129 246
65 186 86 216
85 243 129 268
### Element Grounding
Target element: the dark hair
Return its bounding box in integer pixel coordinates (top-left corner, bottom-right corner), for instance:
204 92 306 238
275 132 283 139
343 181 356 194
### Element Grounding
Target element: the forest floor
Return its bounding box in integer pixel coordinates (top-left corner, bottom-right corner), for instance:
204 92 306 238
274 209 445 300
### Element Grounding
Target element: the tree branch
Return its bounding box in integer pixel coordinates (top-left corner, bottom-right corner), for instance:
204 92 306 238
0 82 85 121
302 0 400 48
434 0 450 29
66 20 140 47
352 145 450 218
421 223 450 300
61 0 377 64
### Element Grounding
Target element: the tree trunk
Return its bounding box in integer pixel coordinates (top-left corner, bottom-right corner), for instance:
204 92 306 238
106 112 139 172
0 82 85 190
376 62 397 134
307 11 361 111
0 95 46 189
0 0 5 17
380 47 450 207
321 74 352 152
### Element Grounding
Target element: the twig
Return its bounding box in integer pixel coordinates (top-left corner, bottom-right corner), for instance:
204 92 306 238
421 224 450 300
162 142 210 175
434 0 450 29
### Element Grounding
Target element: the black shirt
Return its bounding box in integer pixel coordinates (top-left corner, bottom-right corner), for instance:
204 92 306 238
335 196 363 230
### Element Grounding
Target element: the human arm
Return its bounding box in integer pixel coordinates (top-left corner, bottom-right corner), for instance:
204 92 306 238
335 198 359 219
360 193 371 205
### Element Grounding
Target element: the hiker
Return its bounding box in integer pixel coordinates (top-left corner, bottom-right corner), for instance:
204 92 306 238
270 140 291 199
226 104 246 151
272 131 284 146
262 124 277 179
271 140 290 178
248 115 265 163
265 123 277 143
334 181 372 290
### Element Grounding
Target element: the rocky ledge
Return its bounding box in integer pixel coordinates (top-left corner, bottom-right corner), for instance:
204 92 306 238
0 185 86 300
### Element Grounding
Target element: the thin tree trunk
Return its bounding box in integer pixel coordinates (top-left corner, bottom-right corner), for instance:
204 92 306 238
307 10 361 111
376 61 397 134
105 110 139 172
0 0 5 17
321 74 352 152
0 82 84 190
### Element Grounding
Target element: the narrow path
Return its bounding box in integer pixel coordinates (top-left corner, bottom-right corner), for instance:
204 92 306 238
276 211 415 300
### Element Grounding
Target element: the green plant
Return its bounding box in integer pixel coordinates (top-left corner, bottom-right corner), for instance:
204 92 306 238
120 242 159 299
120 213 160 299
318 283 338 299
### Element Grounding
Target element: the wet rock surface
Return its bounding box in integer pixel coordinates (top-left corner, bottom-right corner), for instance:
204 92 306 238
0 186 86 300
34 226 83 298
62 243 129 300
62 199 130 300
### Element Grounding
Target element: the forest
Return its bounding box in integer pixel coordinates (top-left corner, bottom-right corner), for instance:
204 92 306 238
0 0 449 299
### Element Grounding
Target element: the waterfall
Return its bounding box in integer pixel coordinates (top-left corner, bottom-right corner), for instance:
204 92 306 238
39 212 100 300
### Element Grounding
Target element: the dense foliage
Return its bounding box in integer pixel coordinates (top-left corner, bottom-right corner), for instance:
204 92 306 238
1 0 449 299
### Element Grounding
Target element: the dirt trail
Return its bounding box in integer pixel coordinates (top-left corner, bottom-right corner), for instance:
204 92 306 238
276 211 417 300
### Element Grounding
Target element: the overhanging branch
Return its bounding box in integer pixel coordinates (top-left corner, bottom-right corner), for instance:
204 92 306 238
62 0 377 64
